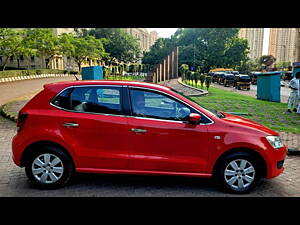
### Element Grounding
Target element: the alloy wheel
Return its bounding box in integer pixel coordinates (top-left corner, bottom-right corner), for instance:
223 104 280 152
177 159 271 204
224 159 255 191
31 153 64 184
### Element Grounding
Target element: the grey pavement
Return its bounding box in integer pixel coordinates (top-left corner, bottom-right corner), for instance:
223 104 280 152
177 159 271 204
0 77 299 196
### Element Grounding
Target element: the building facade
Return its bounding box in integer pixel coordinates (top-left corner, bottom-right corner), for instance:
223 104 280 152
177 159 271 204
122 28 159 54
0 28 77 71
1 28 159 72
238 28 264 60
268 28 300 63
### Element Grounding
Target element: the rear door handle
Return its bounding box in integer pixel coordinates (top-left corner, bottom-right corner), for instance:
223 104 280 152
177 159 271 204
63 122 79 127
131 128 147 133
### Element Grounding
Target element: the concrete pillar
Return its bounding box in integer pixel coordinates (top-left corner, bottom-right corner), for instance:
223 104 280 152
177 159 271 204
156 66 159 83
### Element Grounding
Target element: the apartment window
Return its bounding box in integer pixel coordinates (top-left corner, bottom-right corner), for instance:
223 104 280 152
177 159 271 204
31 56 35 61
20 55 24 61
10 56 14 62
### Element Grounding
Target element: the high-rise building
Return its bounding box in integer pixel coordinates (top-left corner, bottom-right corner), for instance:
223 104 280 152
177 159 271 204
122 28 159 53
238 28 264 60
268 28 300 63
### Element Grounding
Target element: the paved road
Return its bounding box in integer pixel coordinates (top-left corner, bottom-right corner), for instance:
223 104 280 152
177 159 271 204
0 76 78 106
0 77 299 196
211 82 290 103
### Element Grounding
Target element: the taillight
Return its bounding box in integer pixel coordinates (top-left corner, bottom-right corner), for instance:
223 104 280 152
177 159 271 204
17 112 28 132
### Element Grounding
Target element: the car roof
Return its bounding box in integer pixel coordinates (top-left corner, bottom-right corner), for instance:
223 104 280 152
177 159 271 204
44 80 172 93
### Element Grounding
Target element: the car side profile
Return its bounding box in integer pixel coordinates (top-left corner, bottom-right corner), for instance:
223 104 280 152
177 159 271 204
12 80 287 194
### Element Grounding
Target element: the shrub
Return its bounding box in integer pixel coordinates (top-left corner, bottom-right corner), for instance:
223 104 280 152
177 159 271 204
21 70 30 76
199 74 206 89
205 75 212 90
35 70 42 75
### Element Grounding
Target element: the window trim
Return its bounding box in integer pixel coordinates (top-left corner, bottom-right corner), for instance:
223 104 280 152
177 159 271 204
49 84 214 125
50 85 125 117
126 86 214 125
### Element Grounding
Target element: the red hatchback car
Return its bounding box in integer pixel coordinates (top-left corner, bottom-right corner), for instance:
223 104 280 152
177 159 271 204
12 80 287 193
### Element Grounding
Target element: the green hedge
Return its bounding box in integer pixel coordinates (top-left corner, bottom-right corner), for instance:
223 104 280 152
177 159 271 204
0 69 78 78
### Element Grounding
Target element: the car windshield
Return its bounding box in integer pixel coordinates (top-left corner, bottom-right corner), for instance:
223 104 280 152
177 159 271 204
170 88 225 118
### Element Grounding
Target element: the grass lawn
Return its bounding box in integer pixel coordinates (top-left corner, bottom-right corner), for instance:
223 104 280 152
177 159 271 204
183 80 300 134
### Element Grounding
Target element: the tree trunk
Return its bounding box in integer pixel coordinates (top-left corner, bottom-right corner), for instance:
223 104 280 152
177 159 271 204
77 62 81 73
1 56 10 71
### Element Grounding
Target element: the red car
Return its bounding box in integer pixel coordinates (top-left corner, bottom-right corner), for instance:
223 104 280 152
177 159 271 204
12 80 287 193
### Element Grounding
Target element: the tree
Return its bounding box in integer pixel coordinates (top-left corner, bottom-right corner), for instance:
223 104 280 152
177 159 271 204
87 28 141 64
142 37 177 65
199 73 206 89
205 75 212 91
0 28 36 71
194 71 200 87
26 28 62 69
143 28 249 74
179 64 189 80
60 34 108 72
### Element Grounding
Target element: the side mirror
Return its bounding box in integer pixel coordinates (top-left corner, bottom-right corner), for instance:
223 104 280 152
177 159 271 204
188 113 201 124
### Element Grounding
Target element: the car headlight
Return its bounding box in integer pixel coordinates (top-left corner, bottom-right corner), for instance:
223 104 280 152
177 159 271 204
266 136 283 149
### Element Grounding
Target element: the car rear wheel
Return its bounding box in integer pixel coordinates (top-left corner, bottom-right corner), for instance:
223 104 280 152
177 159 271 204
214 152 262 194
25 145 74 189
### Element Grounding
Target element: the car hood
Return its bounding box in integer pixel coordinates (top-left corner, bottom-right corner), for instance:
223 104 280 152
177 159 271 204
220 112 278 136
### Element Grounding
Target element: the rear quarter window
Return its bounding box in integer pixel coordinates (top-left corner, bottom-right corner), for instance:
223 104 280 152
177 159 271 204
51 88 73 110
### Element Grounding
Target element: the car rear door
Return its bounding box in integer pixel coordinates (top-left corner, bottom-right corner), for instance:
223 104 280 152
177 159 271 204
51 85 130 170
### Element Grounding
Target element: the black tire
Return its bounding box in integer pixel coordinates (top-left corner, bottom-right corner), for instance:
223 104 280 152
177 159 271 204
25 145 74 189
213 152 262 194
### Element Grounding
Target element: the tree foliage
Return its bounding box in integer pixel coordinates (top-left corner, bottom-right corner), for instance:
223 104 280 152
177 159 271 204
86 28 141 63
142 28 250 74
0 28 36 70
60 34 108 71
26 28 62 69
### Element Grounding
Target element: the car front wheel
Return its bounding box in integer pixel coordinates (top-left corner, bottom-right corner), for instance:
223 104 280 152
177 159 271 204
214 152 262 194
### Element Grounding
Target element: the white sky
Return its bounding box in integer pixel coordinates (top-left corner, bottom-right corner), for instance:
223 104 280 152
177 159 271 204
147 28 270 55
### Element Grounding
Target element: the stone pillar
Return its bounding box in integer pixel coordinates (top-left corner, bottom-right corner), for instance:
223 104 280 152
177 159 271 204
174 47 179 78
169 51 174 79
169 53 172 80
161 60 164 82
166 55 170 81
164 59 167 81
159 63 162 83
153 72 156 83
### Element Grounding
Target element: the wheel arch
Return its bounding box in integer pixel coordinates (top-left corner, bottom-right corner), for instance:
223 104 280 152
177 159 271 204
20 140 76 168
212 147 267 178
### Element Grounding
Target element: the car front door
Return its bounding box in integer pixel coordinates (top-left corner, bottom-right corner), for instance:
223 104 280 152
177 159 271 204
126 87 210 174
52 85 130 170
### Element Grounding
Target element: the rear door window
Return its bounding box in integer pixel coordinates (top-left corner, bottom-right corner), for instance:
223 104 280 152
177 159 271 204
52 86 123 115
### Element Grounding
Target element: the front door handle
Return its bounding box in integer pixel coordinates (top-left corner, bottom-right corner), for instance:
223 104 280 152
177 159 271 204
131 128 147 133
63 122 79 127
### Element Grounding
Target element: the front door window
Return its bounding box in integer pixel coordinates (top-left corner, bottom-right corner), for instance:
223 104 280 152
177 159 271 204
129 88 196 122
